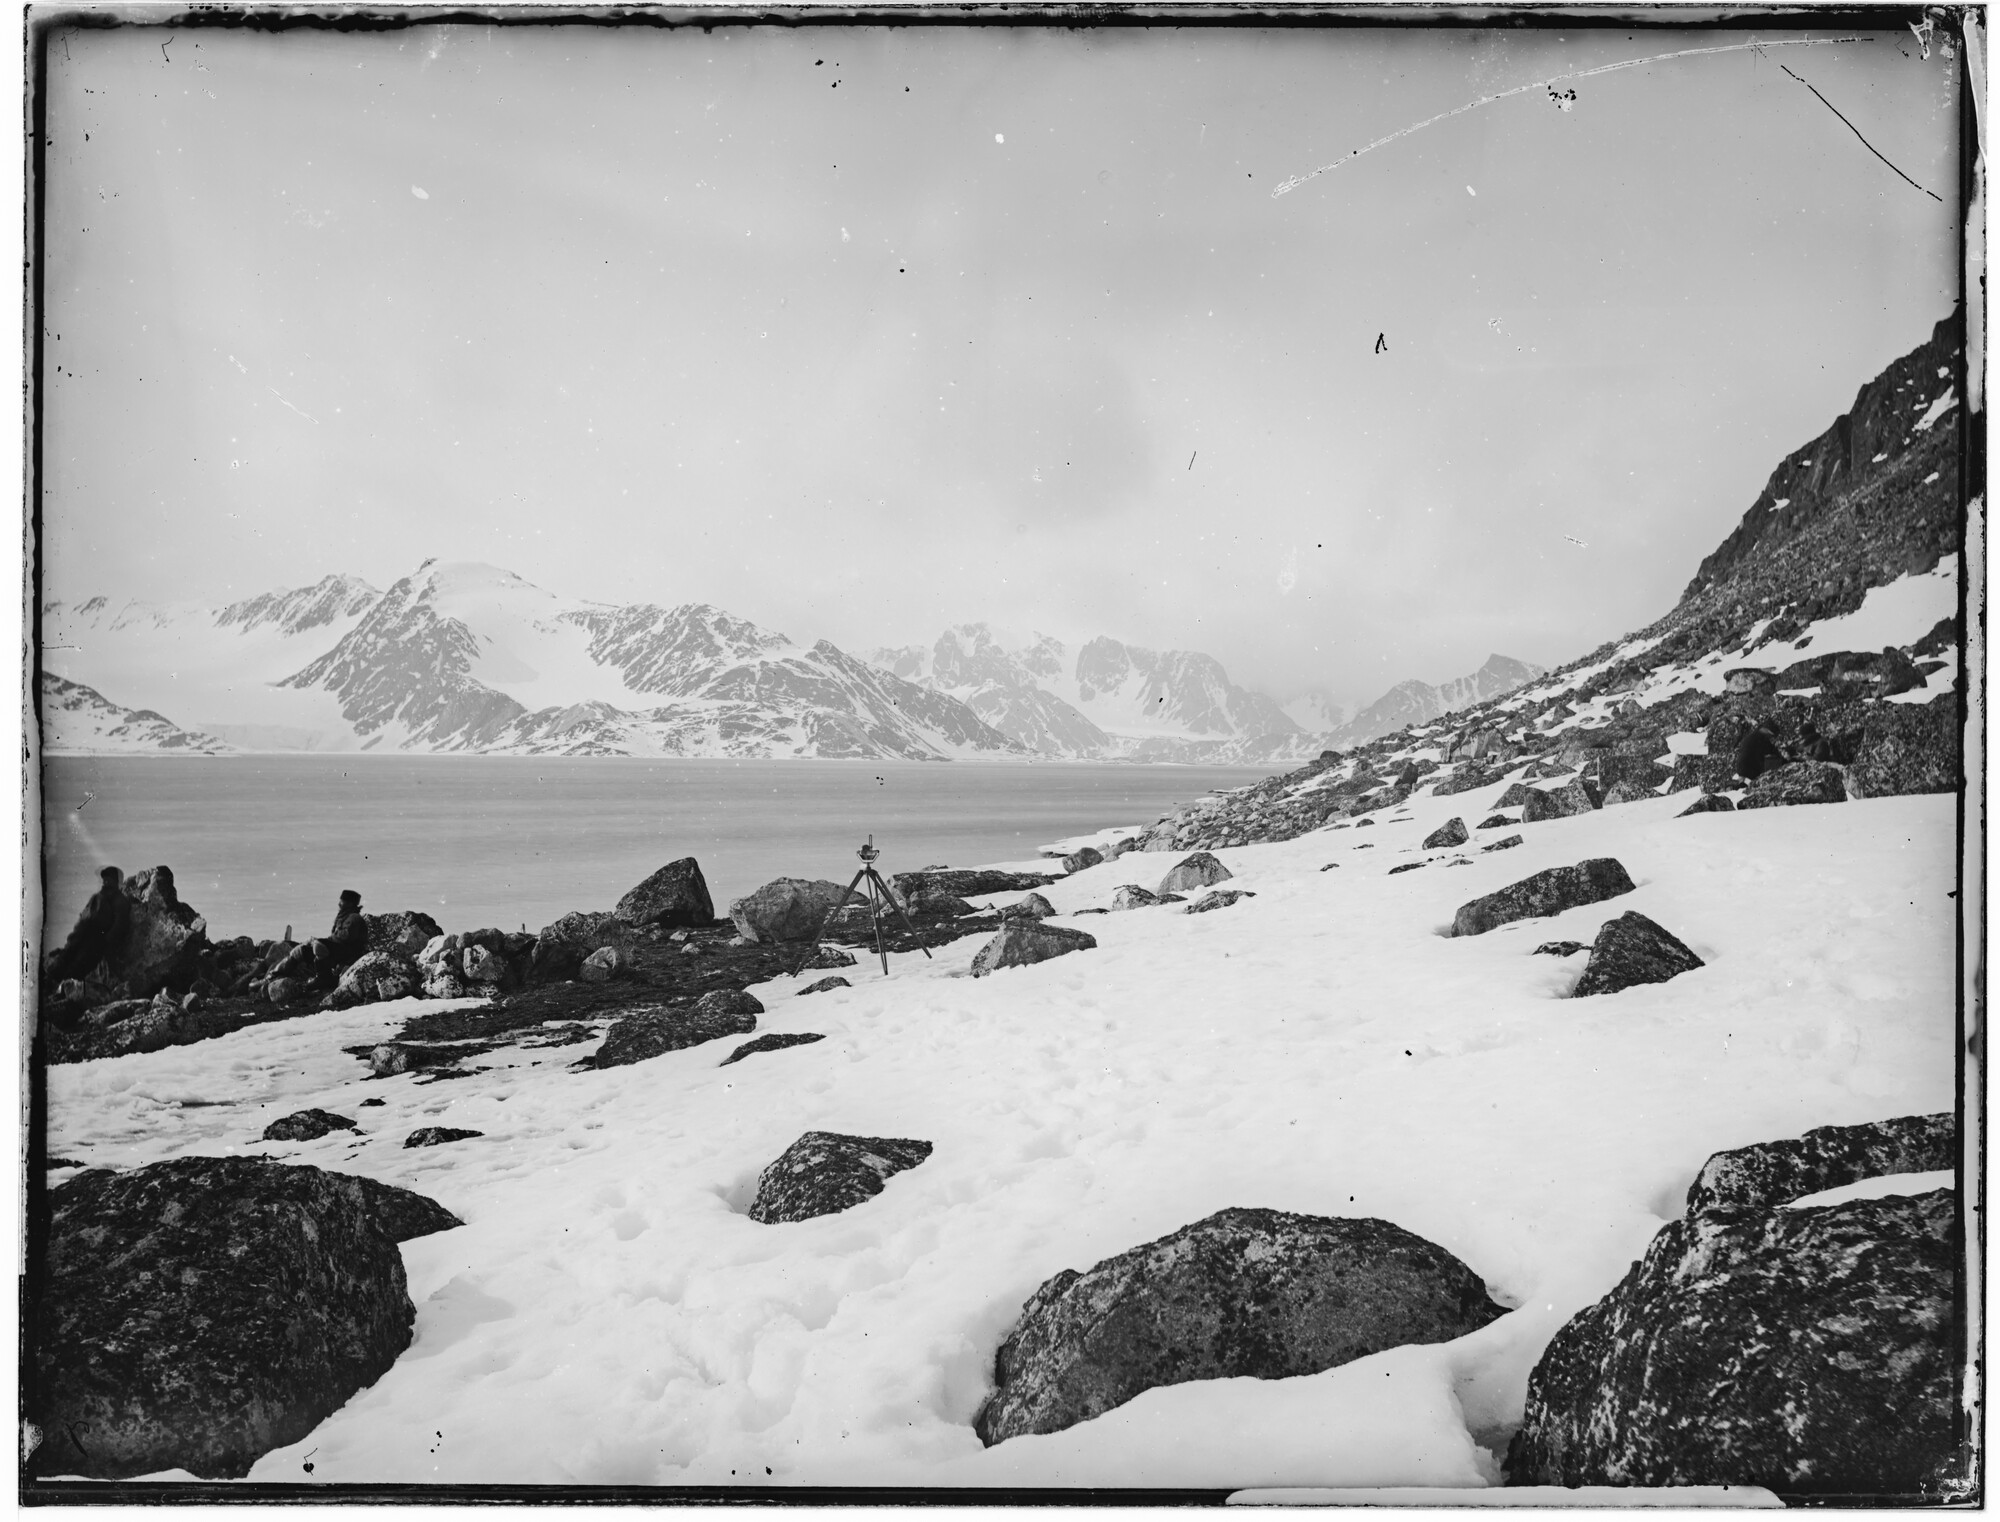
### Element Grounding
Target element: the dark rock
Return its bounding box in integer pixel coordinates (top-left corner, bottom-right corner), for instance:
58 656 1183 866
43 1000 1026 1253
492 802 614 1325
719 1031 827 1066
261 1109 358 1143
113 866 210 999
1422 818 1469 849
1667 752 1741 796
1061 846 1105 874
1506 1190 1958 1493
747 1131 932 1224
403 1127 482 1148
593 991 762 1069
1354 818 1375 828
910 891 976 919
1533 941 1589 957
1598 780 1654 807
1520 780 1600 823
360 1097 385 1107
1451 858 1636 937
526 910 625 985
1591 753 1670 793
1481 836 1524 852
974 1207 1508 1446
614 857 714 929
365 1042 470 1078
1685 1112 1955 1217
1109 885 1160 911
1723 667 1777 695
1850 698 1960 799
797 975 850 996
1678 791 1736 816
800 944 859 969
889 868 1057 900
336 950 420 1006
363 910 443 958
1433 767 1496 798
969 920 1098 977
1157 852 1233 896
1185 888 1255 911
1738 760 1847 810
1477 814 1517 830
28 1157 441 1479
1495 782 1538 810
729 878 851 944
353 1177 462 1243
1571 911 1705 997
1001 892 1058 920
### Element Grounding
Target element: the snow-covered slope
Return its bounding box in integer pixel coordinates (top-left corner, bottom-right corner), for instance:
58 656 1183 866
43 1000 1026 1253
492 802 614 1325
44 787 1957 1486
38 673 230 755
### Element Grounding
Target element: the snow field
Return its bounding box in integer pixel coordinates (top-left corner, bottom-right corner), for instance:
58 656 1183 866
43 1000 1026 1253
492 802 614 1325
44 774 1958 1487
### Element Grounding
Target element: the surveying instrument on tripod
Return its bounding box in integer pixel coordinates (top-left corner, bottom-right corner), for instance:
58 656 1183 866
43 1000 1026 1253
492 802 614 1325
790 835 934 978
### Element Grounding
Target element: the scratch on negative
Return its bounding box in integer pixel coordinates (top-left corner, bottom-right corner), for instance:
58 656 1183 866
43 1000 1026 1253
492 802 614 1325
1271 36 1867 197
1779 63 1945 201
269 387 319 425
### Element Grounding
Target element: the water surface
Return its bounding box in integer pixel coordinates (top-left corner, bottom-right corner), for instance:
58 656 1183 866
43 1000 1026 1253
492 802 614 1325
38 757 1277 948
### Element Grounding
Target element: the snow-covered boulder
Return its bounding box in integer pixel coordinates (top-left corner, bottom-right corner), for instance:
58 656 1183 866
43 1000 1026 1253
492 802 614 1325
1061 846 1104 874
1508 1183 1956 1491
1000 892 1057 921
1157 851 1232 896
1684 1113 1955 1218
1450 858 1635 937
968 920 1097 978
1738 761 1847 810
28 1157 457 1479
1520 779 1600 823
747 1131 932 1225
974 1206 1508 1447
730 878 851 944
614 857 714 929
1109 885 1159 912
592 990 762 1069
578 946 627 983
1570 911 1705 997
1185 888 1254 914
261 1109 358 1143
335 951 419 1006
796 975 850 996
1422 817 1469 850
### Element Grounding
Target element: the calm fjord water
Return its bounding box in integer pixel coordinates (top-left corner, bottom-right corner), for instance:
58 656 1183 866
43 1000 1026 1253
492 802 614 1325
39 756 1276 949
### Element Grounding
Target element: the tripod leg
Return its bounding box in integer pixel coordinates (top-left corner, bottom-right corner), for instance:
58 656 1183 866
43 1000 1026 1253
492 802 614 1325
868 875 890 976
789 869 872 977
873 868 934 960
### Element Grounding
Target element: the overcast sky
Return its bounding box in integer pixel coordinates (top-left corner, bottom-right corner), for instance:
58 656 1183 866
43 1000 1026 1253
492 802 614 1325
38 19 1961 707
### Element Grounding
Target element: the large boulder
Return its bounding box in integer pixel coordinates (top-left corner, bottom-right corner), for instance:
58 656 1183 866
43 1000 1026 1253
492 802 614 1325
1109 885 1160 912
1598 780 1653 808
747 1131 933 1225
261 1109 358 1143
1185 888 1254 914
1667 753 1740 796
114 866 209 998
1157 852 1232 896
614 857 714 929
1451 858 1636 937
1520 779 1600 823
578 946 628 983
889 868 1057 900
1506 1188 1958 1492
1494 782 1539 810
592 990 762 1069
729 878 852 944
335 950 420 1006
526 911 626 984
1738 761 1848 810
1570 911 1705 997
1592 753 1670 793
969 920 1098 978
1422 818 1469 850
1061 846 1105 874
28 1157 457 1480
1685 1113 1956 1218
1849 699 1961 799
974 1207 1508 1447
1433 766 1496 798
363 910 443 958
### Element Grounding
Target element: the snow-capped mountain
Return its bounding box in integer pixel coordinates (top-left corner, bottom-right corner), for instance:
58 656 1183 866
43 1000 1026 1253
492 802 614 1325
1321 654 1547 750
38 673 230 756
42 561 1026 762
866 626 1111 759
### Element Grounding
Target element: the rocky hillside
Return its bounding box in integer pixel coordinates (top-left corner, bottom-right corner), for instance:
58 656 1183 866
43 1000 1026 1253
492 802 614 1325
38 674 229 756
1322 654 1546 751
1139 311 1967 853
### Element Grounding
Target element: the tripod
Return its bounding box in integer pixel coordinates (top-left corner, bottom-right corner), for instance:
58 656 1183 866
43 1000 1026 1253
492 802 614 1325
791 836 934 978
